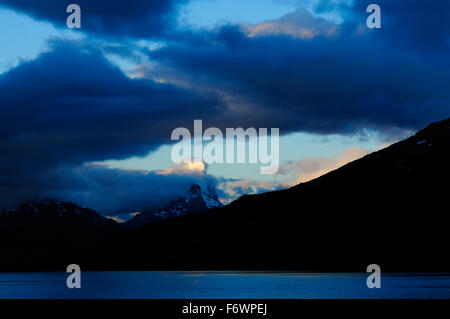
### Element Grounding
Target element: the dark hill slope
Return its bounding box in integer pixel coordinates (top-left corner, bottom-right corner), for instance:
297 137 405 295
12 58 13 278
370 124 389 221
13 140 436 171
0 200 119 270
89 118 449 271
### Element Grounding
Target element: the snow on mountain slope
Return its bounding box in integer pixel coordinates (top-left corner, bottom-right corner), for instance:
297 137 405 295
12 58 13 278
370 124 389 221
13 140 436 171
124 184 223 229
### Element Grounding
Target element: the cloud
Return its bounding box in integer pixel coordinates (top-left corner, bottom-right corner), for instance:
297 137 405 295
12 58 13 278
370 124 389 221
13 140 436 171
0 41 224 211
147 5 450 135
0 0 188 38
157 160 207 175
216 145 369 202
342 0 450 49
106 215 127 223
0 162 219 215
69 164 219 214
245 8 338 39
278 146 370 186
217 178 280 204
0 41 222 171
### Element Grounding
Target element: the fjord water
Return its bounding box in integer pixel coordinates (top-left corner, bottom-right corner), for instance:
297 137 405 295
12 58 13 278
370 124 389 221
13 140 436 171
0 272 448 299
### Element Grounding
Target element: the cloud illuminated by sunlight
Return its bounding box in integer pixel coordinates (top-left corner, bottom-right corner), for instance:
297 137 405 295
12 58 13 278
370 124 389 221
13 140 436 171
157 160 206 175
279 146 370 186
244 8 338 39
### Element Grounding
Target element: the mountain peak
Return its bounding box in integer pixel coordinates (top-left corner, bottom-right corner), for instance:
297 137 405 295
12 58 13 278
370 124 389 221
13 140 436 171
124 184 223 229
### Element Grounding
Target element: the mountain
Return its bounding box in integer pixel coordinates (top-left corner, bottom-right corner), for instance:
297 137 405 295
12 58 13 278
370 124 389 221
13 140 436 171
124 184 223 229
0 199 118 233
91 118 449 272
0 199 120 271
0 118 449 271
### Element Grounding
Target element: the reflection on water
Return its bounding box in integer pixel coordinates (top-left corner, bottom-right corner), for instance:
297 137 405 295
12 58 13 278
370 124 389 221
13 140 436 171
0 271 449 299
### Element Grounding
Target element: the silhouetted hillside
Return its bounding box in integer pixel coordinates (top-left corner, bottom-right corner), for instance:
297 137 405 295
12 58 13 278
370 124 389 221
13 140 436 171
85 118 449 272
1 118 448 271
0 200 119 271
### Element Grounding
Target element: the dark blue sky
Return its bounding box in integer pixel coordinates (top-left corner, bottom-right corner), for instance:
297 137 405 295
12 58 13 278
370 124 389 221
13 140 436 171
0 0 448 218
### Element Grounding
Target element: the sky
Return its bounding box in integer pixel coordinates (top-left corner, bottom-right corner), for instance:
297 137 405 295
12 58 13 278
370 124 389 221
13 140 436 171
0 0 449 219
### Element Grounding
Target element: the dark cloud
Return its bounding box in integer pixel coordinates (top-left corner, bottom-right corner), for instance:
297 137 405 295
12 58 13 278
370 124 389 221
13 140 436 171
0 41 223 210
0 0 188 38
338 0 450 49
148 6 450 134
0 163 219 214
0 41 221 170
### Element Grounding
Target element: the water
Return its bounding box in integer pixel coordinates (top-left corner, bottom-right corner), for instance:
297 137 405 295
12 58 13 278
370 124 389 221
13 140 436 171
0 272 448 299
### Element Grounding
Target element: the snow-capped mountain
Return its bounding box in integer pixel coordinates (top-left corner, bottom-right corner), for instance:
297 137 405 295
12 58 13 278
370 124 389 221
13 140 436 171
124 184 223 229
0 199 119 233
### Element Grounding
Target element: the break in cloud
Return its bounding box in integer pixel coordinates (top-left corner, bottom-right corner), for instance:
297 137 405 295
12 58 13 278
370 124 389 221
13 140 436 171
245 7 338 39
0 0 449 214
218 146 371 203
278 146 370 186
217 179 281 204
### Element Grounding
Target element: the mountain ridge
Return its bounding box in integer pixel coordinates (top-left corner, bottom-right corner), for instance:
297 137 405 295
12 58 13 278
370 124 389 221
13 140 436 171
0 118 448 271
